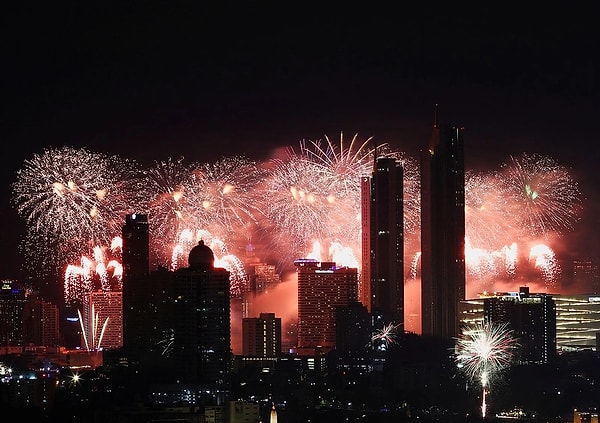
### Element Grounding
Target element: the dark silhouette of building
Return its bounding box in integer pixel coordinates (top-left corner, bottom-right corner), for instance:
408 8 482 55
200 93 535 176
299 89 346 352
335 301 371 368
171 240 231 396
23 294 60 348
360 156 404 327
484 286 557 364
121 213 150 359
420 106 466 340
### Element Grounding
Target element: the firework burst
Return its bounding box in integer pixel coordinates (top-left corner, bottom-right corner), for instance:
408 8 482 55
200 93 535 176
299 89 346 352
455 320 518 418
261 133 393 270
11 146 139 274
498 152 581 238
142 155 264 268
372 322 402 351
464 170 514 251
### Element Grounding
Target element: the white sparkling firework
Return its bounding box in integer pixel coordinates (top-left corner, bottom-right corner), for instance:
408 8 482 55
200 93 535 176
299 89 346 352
464 170 514 251
372 322 402 350
455 321 518 418
143 156 196 264
528 243 560 286
11 146 139 273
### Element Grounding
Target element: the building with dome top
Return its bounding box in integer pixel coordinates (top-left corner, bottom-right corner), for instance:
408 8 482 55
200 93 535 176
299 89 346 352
171 239 232 402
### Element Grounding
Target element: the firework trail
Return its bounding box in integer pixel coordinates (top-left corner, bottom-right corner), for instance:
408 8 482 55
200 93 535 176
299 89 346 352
11 146 140 274
455 321 518 418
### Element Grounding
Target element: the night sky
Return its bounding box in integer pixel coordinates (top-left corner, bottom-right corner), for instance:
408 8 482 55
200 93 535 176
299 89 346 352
2 4 599 284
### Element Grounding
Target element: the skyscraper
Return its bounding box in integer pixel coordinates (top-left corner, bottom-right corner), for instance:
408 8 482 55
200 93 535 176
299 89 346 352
420 107 466 340
361 156 404 326
121 213 150 357
295 259 358 354
172 240 231 394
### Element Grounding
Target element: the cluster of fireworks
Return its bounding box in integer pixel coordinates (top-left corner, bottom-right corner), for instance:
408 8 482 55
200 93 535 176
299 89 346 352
11 134 582 305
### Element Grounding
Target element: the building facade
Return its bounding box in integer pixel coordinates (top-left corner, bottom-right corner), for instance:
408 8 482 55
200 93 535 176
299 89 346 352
172 240 231 394
295 259 358 354
421 107 466 340
361 156 404 327
121 213 150 357
242 312 281 357
81 290 122 350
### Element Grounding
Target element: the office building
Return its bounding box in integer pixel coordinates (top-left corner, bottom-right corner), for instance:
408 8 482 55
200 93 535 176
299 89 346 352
0 280 27 346
554 294 600 351
295 259 358 354
81 290 122 350
421 107 466 339
242 312 281 357
484 287 556 364
172 240 231 394
360 156 404 327
24 297 59 348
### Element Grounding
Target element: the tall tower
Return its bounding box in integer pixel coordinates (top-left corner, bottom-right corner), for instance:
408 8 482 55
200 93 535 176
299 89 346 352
121 213 150 356
420 106 466 340
295 259 358 354
361 156 404 326
172 240 231 396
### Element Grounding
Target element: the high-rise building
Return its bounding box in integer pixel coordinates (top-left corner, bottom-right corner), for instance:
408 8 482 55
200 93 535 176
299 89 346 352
121 213 150 357
360 156 404 326
335 301 371 368
0 280 27 346
24 296 59 348
420 106 466 340
295 259 358 354
484 287 556 364
242 312 281 357
172 240 231 394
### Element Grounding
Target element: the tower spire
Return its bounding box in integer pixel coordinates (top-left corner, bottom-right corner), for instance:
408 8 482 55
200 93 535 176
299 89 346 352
428 103 440 152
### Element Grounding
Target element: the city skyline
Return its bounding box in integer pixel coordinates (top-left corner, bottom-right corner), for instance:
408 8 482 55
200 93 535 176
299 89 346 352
2 4 599 291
